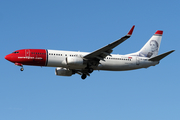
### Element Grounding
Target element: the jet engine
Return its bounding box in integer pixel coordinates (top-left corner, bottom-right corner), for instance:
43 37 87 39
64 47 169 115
55 67 74 76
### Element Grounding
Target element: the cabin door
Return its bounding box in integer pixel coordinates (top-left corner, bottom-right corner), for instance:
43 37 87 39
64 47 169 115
25 49 30 57
136 57 140 65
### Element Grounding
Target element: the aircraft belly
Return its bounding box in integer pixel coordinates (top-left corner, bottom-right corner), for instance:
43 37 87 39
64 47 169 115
98 60 132 71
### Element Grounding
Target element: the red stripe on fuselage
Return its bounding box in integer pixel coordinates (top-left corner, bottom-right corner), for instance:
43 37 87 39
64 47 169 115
5 49 47 66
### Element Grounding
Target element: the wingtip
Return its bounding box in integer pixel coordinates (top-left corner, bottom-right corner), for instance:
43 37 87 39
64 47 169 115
127 25 135 36
171 50 175 52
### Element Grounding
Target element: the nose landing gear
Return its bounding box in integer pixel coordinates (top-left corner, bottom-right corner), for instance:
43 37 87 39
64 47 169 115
15 63 24 71
20 67 24 71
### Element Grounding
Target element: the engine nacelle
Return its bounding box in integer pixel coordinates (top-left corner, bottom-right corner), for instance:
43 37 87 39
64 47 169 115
66 57 85 66
55 67 73 76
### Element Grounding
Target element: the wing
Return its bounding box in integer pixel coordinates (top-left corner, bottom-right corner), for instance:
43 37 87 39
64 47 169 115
83 25 135 61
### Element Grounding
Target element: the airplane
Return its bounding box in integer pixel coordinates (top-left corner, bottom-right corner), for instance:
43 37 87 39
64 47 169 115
5 25 175 79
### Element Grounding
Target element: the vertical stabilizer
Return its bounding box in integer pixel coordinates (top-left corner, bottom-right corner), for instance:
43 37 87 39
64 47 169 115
138 30 163 58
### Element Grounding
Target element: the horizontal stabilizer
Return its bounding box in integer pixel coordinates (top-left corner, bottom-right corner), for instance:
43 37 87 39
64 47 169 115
148 50 175 61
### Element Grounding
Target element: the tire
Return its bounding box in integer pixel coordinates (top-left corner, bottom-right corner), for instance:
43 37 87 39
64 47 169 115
88 68 93 73
20 68 24 71
81 74 87 80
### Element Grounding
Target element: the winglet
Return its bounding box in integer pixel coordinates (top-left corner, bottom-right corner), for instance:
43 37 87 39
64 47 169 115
127 25 135 36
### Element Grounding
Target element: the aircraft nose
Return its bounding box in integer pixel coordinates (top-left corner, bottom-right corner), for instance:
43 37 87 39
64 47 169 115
5 54 13 62
5 55 9 60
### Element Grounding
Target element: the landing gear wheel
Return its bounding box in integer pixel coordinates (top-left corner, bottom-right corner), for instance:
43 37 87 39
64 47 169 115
81 74 87 80
88 68 94 73
20 68 24 71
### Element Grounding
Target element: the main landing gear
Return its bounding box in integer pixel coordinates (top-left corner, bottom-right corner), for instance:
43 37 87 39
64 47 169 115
81 68 94 80
81 74 87 80
88 68 93 73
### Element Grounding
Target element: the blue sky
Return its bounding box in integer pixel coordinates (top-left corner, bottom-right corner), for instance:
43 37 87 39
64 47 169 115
0 0 180 120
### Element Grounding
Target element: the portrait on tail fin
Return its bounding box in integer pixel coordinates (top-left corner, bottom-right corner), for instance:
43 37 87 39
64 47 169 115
139 40 159 58
137 30 163 58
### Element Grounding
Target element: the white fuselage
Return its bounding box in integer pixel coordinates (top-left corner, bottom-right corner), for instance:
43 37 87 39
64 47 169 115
46 49 158 71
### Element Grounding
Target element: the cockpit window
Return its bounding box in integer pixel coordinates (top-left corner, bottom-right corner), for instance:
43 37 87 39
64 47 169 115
13 51 19 54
